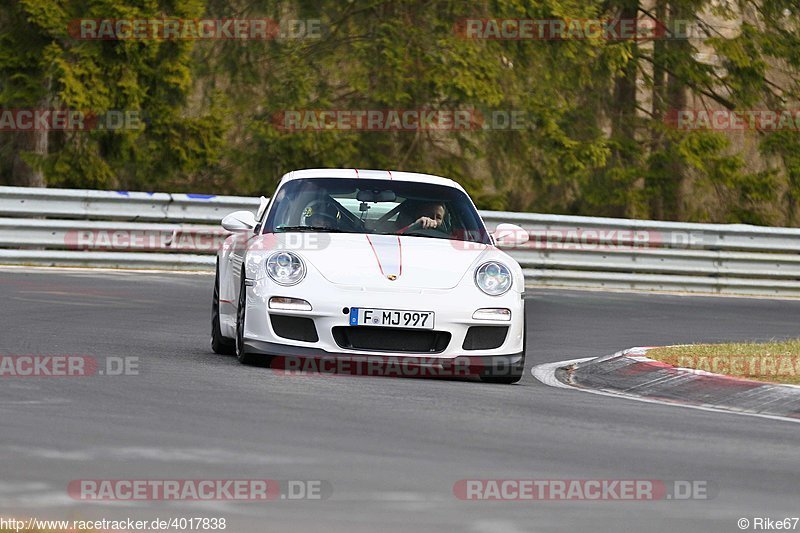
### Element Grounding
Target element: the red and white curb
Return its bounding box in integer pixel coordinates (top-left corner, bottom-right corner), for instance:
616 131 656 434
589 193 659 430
532 347 800 425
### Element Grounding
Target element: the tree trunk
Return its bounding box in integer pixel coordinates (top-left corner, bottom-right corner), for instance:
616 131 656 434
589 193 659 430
648 0 668 220
10 78 50 188
664 2 689 219
610 0 639 150
646 0 689 221
607 0 640 217
10 128 47 187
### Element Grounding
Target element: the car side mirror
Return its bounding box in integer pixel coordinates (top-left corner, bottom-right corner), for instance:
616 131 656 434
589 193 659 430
256 196 269 220
221 210 256 232
492 223 529 246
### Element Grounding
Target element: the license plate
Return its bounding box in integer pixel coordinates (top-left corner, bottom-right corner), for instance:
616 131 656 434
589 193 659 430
349 307 435 329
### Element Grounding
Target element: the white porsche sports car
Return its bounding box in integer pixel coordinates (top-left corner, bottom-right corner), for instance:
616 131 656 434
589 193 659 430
212 169 529 383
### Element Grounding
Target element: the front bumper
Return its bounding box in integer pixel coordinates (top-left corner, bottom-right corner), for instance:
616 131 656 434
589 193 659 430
241 275 525 361
244 338 524 379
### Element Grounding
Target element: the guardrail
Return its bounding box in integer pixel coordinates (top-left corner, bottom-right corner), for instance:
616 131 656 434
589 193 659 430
1 185 799 296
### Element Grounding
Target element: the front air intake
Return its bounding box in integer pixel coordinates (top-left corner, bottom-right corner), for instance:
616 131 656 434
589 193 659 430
270 314 319 342
462 326 508 350
331 326 450 353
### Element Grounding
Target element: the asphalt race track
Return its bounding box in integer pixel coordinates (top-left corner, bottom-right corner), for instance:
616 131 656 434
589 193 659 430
1 268 798 533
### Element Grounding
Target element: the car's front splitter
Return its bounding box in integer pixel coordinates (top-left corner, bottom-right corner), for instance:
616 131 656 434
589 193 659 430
242 339 524 380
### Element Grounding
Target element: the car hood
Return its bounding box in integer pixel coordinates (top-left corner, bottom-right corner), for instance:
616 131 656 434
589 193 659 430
260 233 491 290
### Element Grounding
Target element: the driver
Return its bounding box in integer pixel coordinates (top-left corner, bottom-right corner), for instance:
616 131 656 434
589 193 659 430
397 201 446 232
303 202 341 229
412 202 445 229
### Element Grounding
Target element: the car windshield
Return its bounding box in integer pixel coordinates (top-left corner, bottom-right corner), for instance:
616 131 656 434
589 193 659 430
263 178 490 243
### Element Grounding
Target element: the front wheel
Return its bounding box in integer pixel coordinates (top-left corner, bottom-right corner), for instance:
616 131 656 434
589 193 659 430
211 261 235 355
235 270 262 365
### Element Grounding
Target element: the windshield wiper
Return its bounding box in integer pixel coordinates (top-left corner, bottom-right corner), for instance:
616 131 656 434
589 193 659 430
398 230 448 239
275 225 347 233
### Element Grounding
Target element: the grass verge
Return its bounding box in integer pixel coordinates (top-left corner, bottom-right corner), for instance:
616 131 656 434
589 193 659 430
646 339 800 385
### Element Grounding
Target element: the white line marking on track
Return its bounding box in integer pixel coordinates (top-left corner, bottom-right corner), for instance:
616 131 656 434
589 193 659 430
10 296 118 307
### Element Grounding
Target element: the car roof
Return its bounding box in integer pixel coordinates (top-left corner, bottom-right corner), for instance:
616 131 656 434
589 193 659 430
279 169 467 193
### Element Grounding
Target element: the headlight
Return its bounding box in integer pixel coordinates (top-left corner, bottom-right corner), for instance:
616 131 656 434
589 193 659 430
475 261 512 296
266 251 306 286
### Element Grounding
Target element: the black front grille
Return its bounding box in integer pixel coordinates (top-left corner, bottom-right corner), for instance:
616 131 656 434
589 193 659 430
462 326 509 350
270 314 319 342
332 326 450 353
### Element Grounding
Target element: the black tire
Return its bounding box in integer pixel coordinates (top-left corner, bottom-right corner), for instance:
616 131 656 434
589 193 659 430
211 261 236 355
480 301 527 384
235 269 261 365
